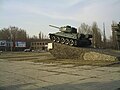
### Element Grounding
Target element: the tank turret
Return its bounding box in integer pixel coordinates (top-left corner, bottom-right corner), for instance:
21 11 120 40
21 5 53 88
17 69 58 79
49 25 77 33
49 25 92 47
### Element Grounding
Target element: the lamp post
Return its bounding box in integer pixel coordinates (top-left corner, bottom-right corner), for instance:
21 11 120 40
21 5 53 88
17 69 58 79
9 26 13 52
103 23 106 48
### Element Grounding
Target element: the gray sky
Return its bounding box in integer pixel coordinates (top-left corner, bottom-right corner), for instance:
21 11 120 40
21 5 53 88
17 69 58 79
0 0 120 38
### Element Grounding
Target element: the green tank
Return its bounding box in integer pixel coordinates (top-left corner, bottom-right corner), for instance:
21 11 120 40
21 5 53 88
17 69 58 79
49 25 92 47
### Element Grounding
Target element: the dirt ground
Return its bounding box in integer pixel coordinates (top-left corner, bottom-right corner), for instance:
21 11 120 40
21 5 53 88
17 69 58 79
0 52 120 90
0 52 119 66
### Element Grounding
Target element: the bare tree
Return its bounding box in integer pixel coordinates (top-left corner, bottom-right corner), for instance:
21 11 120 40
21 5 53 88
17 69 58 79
39 31 42 40
78 23 92 34
92 22 102 48
103 23 106 48
32 35 38 39
0 26 27 41
39 31 48 39
105 36 113 49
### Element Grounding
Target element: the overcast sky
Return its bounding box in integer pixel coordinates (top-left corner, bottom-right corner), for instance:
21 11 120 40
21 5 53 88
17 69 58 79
0 0 120 38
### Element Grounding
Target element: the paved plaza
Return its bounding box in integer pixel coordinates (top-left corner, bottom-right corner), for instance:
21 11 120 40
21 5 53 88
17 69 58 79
0 59 120 90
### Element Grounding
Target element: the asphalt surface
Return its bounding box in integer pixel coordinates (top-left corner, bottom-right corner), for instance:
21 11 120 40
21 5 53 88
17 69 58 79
0 59 120 90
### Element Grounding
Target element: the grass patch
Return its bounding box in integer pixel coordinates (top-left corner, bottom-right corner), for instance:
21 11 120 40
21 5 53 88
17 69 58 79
33 58 120 66
0 52 120 66
0 52 51 59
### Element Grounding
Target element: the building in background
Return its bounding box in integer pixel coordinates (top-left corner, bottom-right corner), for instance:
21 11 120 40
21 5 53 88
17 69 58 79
0 40 7 51
0 39 51 51
15 41 26 51
111 22 120 50
30 39 51 51
0 40 26 51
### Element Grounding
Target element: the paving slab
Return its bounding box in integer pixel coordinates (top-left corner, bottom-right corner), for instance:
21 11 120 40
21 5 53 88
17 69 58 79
98 72 120 80
19 69 57 79
73 65 99 70
41 74 86 84
71 78 120 90
50 67 77 74
0 83 38 90
36 65 60 71
94 66 120 72
0 58 120 90
34 80 54 88
58 64 75 68
41 83 80 90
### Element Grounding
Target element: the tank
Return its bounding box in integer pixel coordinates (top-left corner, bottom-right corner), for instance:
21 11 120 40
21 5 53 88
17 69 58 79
49 25 92 47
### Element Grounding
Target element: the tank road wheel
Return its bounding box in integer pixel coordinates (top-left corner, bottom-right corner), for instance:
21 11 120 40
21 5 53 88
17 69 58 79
61 38 65 44
69 39 74 46
56 37 60 43
65 39 70 45
74 40 77 46
51 36 56 42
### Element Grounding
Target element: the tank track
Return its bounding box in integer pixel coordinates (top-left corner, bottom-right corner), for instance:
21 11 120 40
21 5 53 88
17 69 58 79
49 34 91 47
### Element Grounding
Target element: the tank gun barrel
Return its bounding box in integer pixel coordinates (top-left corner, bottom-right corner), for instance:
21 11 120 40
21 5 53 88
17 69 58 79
49 25 60 29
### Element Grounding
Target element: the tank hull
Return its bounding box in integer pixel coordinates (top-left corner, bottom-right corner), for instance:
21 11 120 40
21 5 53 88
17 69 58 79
49 32 92 47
